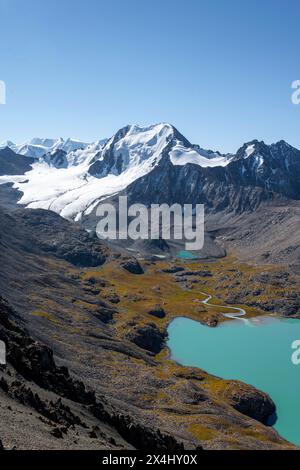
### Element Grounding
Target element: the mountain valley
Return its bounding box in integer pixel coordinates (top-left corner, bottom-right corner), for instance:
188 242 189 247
0 123 299 449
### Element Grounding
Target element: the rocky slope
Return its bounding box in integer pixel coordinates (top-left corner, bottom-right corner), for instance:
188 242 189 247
207 201 300 273
0 296 184 451
0 206 296 450
0 147 34 176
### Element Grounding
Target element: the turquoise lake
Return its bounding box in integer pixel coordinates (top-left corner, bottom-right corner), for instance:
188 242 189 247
167 315 300 445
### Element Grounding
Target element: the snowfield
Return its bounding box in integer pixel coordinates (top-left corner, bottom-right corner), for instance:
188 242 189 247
170 142 229 167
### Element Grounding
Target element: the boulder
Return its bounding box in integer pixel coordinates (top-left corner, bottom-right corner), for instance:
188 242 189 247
121 259 144 275
148 305 166 319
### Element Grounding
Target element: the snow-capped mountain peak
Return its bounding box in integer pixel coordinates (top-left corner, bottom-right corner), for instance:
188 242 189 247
88 122 233 177
88 123 174 177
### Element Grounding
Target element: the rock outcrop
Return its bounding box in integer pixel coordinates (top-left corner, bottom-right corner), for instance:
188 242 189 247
127 323 167 354
222 381 276 425
162 266 184 274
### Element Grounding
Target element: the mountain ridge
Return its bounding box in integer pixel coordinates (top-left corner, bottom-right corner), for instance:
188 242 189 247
0 123 299 224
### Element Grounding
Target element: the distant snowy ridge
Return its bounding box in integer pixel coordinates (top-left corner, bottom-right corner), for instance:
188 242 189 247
0 137 94 159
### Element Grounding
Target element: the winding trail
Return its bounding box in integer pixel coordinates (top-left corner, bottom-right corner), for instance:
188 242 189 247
199 292 250 324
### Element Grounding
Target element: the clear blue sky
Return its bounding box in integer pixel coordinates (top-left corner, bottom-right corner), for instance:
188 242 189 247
0 0 300 153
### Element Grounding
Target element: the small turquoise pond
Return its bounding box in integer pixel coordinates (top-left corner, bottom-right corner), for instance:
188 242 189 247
167 315 300 445
177 250 198 259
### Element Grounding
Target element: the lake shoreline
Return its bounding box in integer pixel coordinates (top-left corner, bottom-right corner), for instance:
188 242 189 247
167 314 300 446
